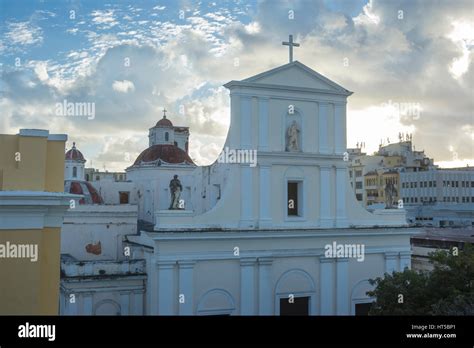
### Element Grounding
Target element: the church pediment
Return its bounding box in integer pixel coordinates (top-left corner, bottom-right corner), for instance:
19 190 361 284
230 61 352 95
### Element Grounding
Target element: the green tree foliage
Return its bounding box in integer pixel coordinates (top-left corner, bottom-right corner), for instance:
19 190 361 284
367 244 474 315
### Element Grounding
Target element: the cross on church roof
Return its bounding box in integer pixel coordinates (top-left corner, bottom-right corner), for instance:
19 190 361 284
163 108 167 118
282 35 300 63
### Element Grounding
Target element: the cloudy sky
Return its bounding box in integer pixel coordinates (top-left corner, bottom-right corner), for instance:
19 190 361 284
0 0 472 171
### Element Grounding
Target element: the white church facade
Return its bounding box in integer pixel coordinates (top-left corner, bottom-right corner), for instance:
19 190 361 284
121 59 415 316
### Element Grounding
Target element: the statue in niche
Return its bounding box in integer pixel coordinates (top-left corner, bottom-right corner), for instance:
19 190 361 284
286 120 300 151
169 174 183 210
384 182 398 209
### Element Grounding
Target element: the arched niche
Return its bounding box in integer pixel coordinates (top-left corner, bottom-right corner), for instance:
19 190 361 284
350 279 375 315
197 288 236 316
93 299 121 315
283 107 303 152
274 269 317 315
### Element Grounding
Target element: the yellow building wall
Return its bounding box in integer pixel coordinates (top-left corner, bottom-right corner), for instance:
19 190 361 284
1 134 48 191
0 229 42 314
0 130 66 315
45 140 66 192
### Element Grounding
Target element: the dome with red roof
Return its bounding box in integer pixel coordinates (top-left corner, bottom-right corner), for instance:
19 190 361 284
65 180 104 205
65 142 85 162
156 115 173 128
133 144 195 166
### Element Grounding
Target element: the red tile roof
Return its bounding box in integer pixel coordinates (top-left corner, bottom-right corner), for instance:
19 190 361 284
133 144 195 165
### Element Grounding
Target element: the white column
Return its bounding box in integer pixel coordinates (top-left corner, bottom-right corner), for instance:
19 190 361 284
319 102 330 154
178 260 195 315
241 96 252 149
385 252 399 274
320 166 333 228
320 258 334 315
399 251 411 270
148 255 158 315
240 165 254 227
258 98 269 151
157 260 175 315
258 257 273 315
82 292 93 315
335 166 348 227
259 165 271 227
65 291 78 315
336 259 349 315
119 291 130 315
59 292 65 315
334 102 346 155
240 258 257 315
131 291 143 315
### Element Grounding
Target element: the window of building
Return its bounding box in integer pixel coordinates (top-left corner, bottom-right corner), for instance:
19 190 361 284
429 181 432 187
96 176 100 181
455 181 459 188
471 197 474 203
72 167 77 178
287 182 300 216
119 192 130 204
433 181 437 187
356 194 363 201
354 302 373 316
349 171 353 178
165 132 169 141
471 181 474 188
355 170 362 177
174 141 178 147
279 296 310 316
356 182 362 189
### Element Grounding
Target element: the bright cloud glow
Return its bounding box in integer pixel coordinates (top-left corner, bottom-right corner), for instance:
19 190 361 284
112 80 136 93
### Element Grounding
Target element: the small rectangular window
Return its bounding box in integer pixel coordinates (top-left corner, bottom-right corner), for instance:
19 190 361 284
280 296 310 316
355 302 373 316
119 191 130 204
287 182 299 216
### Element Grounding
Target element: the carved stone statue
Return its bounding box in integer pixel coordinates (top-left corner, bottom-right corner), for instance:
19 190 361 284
384 182 398 209
286 120 300 151
169 174 183 210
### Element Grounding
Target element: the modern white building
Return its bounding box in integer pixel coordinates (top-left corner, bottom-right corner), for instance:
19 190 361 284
400 167 474 227
123 60 415 316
